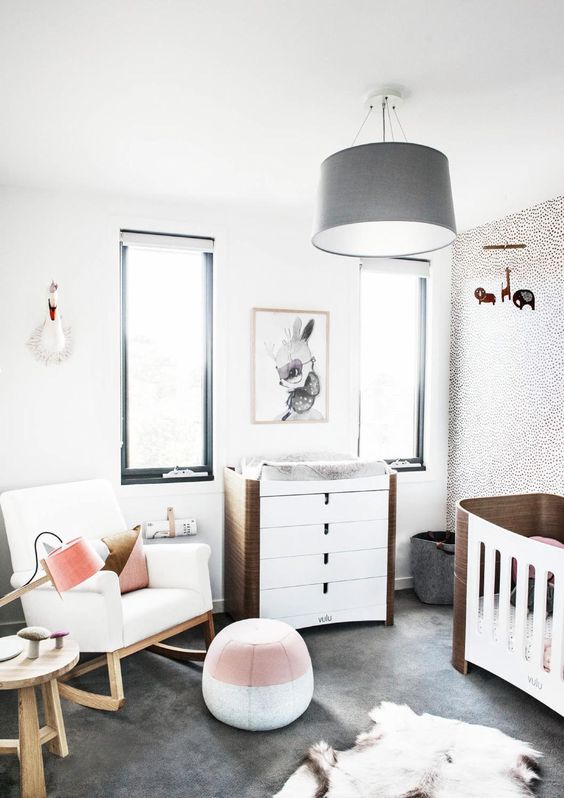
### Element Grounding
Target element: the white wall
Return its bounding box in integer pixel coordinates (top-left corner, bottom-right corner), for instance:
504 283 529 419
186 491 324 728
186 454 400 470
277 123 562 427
0 186 451 623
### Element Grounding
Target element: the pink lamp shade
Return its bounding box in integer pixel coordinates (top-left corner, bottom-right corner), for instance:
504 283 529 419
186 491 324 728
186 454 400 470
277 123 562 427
44 537 105 592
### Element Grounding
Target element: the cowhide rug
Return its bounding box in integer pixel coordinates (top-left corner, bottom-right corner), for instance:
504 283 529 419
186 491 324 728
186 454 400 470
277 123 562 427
274 702 541 798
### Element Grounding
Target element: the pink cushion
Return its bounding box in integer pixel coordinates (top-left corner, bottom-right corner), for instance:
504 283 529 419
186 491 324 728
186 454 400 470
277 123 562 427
530 536 564 549
118 532 149 593
205 618 311 686
512 536 564 582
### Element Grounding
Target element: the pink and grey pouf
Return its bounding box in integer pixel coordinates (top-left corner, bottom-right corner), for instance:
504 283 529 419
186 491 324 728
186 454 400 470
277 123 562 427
202 618 314 731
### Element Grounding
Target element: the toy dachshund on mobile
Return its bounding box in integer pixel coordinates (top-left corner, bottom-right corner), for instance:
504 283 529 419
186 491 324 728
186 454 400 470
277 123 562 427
474 287 496 305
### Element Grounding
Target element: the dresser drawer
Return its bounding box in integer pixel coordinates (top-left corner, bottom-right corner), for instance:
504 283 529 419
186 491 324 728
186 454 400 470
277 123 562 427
277 605 387 630
260 519 388 559
260 490 388 528
260 548 387 590
260 576 387 619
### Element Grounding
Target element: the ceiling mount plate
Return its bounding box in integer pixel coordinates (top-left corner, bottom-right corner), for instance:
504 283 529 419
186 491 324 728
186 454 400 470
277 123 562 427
364 89 404 112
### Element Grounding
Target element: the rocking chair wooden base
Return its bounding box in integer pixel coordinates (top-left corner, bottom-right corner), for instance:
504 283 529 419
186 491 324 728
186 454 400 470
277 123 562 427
58 610 215 712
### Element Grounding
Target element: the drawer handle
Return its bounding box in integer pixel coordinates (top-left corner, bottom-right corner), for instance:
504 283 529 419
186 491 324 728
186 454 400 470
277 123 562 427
324 523 329 535
323 582 328 594
323 553 329 565
324 493 330 505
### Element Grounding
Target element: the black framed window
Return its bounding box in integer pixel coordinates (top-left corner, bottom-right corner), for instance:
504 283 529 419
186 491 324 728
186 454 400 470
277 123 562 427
120 230 213 485
359 259 428 472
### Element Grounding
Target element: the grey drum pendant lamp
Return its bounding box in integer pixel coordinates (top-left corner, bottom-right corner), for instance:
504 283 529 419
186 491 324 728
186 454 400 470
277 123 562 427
312 90 456 258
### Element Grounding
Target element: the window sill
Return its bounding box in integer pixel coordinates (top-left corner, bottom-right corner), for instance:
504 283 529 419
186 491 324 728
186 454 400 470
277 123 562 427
117 476 221 500
121 474 214 486
386 459 426 473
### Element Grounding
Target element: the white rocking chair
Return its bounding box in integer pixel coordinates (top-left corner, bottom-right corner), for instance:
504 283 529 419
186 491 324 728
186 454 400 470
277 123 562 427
1 479 215 711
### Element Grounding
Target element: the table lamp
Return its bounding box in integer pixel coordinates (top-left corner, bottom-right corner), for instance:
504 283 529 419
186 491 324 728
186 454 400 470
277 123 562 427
0 534 105 661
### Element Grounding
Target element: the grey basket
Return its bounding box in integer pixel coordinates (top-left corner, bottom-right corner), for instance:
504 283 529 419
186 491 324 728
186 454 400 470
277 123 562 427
410 531 455 605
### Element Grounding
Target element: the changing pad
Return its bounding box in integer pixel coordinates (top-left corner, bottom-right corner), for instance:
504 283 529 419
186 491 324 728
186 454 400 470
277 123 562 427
478 595 555 672
239 452 387 481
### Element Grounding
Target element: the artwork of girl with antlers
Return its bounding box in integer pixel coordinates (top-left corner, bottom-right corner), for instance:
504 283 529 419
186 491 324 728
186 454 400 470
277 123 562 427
253 309 329 423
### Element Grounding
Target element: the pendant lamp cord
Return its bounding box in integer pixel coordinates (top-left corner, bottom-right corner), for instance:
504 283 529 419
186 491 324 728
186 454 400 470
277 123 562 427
351 96 408 145
386 97 395 141
351 105 373 146
393 103 408 142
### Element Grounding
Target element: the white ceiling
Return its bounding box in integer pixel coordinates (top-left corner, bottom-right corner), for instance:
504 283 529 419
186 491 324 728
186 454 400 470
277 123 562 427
1 0 563 230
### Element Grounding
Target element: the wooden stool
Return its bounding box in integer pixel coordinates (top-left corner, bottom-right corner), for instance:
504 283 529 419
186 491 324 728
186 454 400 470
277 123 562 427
0 637 79 798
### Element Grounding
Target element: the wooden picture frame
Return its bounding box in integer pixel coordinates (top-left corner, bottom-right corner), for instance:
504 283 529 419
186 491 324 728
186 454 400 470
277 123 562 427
251 307 329 424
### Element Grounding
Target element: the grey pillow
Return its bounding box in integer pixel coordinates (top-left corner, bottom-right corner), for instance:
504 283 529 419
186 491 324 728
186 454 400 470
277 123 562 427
510 576 554 614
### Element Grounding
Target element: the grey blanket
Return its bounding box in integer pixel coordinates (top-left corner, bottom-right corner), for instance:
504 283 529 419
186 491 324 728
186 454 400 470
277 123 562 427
240 452 386 481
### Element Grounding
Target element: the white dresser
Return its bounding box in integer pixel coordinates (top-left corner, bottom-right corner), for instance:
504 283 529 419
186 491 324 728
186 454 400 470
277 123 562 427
224 466 396 629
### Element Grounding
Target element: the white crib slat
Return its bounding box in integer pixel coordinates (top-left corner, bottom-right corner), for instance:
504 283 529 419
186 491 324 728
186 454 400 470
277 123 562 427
530 567 548 670
513 559 529 658
482 543 496 638
497 554 512 651
550 577 564 680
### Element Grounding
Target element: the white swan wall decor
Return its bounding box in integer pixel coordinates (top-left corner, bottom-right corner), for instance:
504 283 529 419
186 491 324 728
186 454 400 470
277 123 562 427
27 280 72 365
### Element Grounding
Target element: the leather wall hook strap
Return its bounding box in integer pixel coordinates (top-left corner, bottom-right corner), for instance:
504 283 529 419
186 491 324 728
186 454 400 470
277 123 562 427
167 506 176 537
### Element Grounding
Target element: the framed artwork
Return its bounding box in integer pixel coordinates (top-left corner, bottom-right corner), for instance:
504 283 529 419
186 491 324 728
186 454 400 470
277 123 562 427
252 307 329 424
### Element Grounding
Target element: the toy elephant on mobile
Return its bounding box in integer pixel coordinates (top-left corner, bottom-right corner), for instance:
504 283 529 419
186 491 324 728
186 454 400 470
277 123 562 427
513 289 535 310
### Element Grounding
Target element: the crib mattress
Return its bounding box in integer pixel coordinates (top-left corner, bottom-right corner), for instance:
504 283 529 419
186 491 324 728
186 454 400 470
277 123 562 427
478 595 554 670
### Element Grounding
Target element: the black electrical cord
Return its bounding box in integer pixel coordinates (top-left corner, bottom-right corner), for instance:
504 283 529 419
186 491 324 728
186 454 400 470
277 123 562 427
22 531 63 587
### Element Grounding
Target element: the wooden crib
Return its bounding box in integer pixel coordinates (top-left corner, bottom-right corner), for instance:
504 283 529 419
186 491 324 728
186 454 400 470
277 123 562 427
452 493 564 716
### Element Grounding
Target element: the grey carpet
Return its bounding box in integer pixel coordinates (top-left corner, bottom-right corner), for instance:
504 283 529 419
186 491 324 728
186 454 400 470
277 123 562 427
0 591 562 797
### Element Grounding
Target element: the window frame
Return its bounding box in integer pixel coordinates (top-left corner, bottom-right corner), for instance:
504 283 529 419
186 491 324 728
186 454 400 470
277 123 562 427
358 259 428 473
120 230 214 486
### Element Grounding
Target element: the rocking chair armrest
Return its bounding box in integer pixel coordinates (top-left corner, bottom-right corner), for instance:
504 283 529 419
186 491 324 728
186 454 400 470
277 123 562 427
10 569 123 652
11 568 121 599
144 543 213 607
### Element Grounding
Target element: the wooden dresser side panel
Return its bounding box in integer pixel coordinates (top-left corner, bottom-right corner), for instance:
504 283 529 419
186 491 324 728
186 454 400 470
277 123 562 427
224 467 260 620
386 471 397 626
